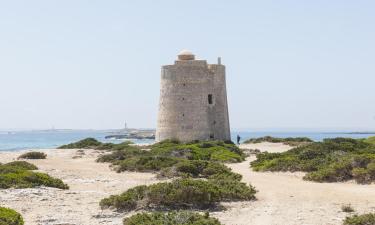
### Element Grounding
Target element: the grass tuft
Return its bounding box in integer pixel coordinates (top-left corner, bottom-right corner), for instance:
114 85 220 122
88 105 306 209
341 204 355 213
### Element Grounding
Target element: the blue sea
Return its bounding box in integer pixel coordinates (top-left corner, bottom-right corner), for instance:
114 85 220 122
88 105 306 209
0 130 374 151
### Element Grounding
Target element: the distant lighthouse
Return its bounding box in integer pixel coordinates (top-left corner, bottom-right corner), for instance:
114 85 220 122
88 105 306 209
156 50 230 142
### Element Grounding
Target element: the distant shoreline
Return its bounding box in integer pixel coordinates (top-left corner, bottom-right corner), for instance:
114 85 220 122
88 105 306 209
322 132 375 135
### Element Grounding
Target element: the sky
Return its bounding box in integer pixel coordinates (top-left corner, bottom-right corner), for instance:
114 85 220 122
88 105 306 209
0 0 374 131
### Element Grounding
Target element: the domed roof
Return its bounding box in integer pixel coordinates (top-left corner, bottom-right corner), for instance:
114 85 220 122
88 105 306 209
178 49 193 56
178 49 195 60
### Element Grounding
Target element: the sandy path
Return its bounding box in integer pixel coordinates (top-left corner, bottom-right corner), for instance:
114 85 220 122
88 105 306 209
213 143 375 225
0 149 158 225
239 142 294 153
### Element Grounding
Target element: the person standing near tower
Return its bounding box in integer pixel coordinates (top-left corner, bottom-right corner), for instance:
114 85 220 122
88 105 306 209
237 134 241 145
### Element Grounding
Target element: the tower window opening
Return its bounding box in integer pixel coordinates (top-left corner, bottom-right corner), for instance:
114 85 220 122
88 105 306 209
183 83 186 86
182 113 185 117
208 94 213 104
209 134 214 139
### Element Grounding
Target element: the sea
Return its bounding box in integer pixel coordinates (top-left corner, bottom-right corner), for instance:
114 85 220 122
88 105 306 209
0 130 374 152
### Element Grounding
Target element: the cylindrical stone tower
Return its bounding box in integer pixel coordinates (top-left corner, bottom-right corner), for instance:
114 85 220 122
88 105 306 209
156 50 230 142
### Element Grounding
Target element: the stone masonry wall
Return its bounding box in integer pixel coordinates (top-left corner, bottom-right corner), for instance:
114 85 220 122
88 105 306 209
156 57 230 142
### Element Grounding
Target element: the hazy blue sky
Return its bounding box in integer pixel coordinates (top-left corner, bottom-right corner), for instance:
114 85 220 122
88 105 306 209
0 1 374 131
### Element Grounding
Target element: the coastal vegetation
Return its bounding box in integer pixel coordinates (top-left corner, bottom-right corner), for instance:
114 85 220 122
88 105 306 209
0 161 69 189
18 151 47 159
343 213 375 225
58 138 102 149
95 140 255 211
244 136 313 146
64 139 247 181
364 136 375 145
61 138 244 177
251 138 375 184
62 138 244 163
100 178 256 211
60 138 255 223
123 211 221 225
0 207 24 225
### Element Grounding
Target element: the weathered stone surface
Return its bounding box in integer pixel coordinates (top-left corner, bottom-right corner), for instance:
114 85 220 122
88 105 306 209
156 51 230 142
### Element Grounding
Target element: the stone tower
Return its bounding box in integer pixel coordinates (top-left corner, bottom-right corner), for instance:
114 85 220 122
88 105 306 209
156 50 231 142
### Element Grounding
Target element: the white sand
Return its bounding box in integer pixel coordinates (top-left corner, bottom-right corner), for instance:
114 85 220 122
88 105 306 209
240 142 294 153
0 143 374 225
0 149 158 225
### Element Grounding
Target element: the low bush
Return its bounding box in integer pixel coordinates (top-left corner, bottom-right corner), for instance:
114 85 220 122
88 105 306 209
0 207 24 225
58 138 102 149
123 211 222 225
96 147 147 164
100 178 256 211
96 139 255 221
61 139 244 167
343 213 375 225
0 161 68 189
364 136 375 145
251 138 375 184
244 136 313 146
150 140 245 162
158 160 242 181
18 151 46 159
93 139 246 180
2 161 38 170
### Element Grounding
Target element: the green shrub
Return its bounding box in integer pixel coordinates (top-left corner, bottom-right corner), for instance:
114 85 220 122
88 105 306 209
63 139 244 168
251 138 375 184
116 156 183 173
303 159 353 182
90 139 246 180
157 160 242 181
58 138 102 149
100 185 147 211
100 178 256 211
174 160 206 177
96 139 256 215
343 213 375 225
96 147 146 163
123 211 222 225
18 151 47 159
2 161 38 170
364 136 375 145
150 140 245 162
244 136 313 146
0 207 24 225
0 162 68 189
